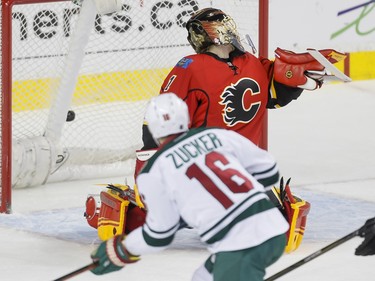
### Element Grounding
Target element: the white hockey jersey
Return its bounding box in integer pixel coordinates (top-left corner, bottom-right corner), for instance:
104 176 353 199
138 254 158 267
125 128 289 255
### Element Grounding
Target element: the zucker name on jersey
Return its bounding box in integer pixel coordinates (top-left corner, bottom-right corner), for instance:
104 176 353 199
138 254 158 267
90 93 289 281
129 126 287 254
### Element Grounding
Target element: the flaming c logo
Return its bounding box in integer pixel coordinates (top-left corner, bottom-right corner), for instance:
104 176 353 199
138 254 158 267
219 78 261 126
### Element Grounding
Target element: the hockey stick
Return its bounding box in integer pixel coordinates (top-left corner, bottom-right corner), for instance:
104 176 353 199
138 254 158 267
307 49 352 83
337 0 375 16
265 217 375 281
53 262 97 281
53 218 375 280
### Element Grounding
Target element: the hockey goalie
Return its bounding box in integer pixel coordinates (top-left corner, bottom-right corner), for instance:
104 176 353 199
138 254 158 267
86 53 345 246
83 8 349 251
84 48 348 251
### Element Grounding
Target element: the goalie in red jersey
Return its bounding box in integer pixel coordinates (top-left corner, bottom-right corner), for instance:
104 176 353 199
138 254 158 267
138 7 348 252
140 8 347 150
87 7 347 253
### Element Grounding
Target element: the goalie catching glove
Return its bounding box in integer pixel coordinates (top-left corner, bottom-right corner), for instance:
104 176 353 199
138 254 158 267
91 235 140 275
273 48 347 90
268 177 311 253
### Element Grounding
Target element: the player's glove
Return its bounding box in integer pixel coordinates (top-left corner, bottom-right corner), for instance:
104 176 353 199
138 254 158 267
90 235 140 275
355 218 375 256
273 48 346 90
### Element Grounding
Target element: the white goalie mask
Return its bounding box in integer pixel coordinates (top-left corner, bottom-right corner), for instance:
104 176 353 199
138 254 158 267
145 93 190 143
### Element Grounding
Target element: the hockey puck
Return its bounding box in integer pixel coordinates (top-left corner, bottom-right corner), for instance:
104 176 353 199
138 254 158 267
66 110 75 122
138 24 145 31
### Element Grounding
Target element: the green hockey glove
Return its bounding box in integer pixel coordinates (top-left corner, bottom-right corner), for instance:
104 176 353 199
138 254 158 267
90 235 140 275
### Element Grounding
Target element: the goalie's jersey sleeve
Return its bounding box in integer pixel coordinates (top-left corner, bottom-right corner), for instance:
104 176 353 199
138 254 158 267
124 128 289 256
159 52 302 147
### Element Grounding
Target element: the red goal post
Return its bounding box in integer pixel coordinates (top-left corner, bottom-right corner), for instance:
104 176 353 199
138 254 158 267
0 0 269 213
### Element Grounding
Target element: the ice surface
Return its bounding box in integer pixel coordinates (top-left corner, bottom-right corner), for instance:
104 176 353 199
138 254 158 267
1 80 374 281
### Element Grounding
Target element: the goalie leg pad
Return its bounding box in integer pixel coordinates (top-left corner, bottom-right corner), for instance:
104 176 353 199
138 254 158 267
283 196 311 253
97 190 130 241
270 178 311 253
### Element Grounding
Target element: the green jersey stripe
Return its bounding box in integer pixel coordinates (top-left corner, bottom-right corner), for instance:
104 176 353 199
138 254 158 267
203 197 274 244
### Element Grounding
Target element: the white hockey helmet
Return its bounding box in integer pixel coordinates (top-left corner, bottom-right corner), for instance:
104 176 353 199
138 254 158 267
145 93 190 142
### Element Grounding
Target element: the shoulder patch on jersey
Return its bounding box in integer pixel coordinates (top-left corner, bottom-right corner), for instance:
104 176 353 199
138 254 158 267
176 57 193 69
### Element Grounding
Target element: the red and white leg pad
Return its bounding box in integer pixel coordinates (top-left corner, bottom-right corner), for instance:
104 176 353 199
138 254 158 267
84 185 146 240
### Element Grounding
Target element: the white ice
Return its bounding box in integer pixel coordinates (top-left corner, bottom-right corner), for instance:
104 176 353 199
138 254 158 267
1 79 374 281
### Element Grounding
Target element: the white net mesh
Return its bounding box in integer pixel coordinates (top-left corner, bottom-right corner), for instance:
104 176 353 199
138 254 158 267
8 0 261 188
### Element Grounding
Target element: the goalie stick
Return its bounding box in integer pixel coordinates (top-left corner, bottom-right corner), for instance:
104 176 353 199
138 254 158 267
265 217 375 281
306 48 352 83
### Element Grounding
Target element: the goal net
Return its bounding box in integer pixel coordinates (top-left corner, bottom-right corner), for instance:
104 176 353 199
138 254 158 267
0 0 268 213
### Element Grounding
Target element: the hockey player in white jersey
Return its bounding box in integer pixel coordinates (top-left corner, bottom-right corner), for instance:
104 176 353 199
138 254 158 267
90 93 289 281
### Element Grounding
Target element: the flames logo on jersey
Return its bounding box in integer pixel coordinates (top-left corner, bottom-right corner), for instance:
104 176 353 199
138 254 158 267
219 78 261 126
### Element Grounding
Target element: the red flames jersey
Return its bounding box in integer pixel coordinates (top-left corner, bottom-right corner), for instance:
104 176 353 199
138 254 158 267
160 52 273 147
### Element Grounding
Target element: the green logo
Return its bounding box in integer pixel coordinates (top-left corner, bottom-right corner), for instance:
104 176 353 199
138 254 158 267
331 2 375 39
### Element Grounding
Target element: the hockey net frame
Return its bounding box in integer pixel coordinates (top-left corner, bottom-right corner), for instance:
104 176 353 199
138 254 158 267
0 0 268 213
